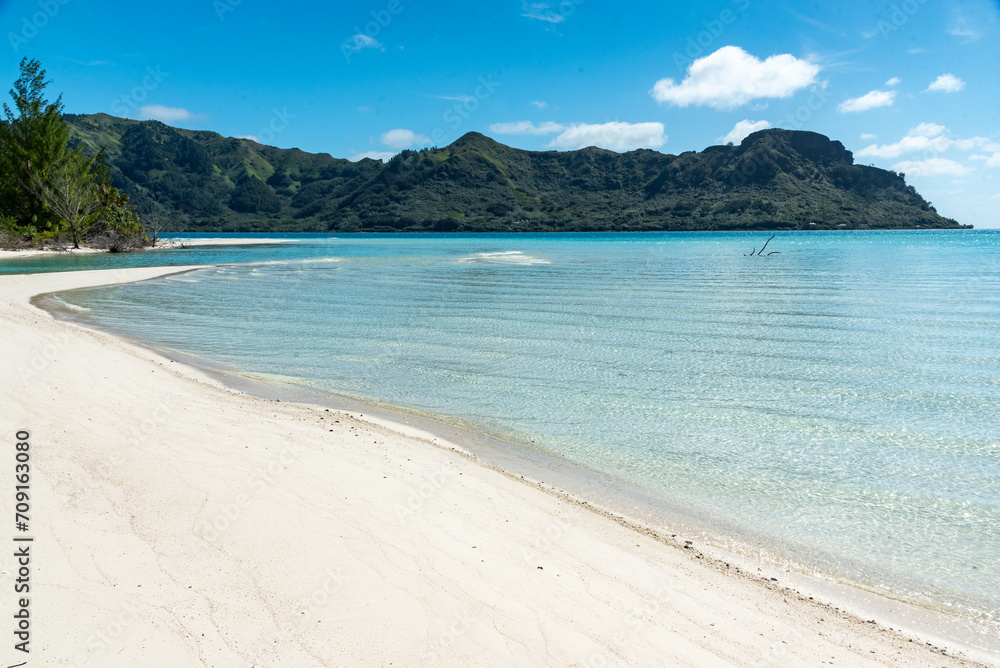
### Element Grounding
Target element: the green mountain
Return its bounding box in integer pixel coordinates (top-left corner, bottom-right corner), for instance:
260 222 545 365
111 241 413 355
65 113 965 232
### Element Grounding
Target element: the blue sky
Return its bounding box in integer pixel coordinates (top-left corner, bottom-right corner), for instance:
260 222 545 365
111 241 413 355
2 0 998 226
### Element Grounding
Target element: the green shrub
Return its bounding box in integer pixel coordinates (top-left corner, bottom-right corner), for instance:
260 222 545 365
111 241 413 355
90 204 146 252
0 213 42 249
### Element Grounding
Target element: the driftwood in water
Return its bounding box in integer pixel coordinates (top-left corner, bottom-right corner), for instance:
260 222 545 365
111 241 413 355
745 234 781 256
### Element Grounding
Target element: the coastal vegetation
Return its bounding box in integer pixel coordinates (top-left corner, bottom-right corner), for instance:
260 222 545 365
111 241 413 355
65 115 965 233
2 60 966 245
0 59 149 251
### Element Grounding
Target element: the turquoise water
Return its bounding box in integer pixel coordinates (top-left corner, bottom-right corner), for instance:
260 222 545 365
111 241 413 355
21 231 1000 634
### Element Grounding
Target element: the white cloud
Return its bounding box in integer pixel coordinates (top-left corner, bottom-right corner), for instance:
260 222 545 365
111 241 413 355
137 105 193 123
431 94 476 103
885 77 901 86
856 123 952 159
953 137 984 151
910 122 950 136
489 121 566 135
891 157 972 177
522 2 565 23
236 134 259 142
838 89 895 113
925 73 966 93
860 133 877 140
350 128 431 161
949 24 980 41
859 125 999 162
546 122 666 151
718 119 771 145
948 2 998 42
650 46 820 110
350 150 397 163
531 100 549 109
380 128 430 149
344 34 384 53
979 153 1000 168
948 16 981 42
488 120 667 150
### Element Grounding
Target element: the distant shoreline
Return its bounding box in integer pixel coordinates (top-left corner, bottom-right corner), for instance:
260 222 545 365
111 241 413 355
5 229 989 261
0 237 293 261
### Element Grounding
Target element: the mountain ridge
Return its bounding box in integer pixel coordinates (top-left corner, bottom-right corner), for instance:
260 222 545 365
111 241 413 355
64 113 966 232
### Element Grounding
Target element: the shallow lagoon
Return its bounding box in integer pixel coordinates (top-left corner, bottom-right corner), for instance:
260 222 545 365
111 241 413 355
29 230 1000 636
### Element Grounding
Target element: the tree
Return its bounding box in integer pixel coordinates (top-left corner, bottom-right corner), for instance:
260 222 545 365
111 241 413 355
91 202 145 252
0 58 70 232
139 191 175 246
87 150 147 251
26 145 99 248
228 174 282 213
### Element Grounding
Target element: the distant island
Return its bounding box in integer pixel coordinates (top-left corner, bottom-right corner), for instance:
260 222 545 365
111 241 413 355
65 114 966 234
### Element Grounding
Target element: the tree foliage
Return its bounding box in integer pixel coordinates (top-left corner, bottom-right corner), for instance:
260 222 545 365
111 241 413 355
0 58 70 233
228 174 281 213
62 116 964 233
25 144 99 248
1 60 149 250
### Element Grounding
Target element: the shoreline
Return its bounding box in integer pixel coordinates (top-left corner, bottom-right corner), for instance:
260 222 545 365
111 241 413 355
42 286 1000 661
0 237 293 261
3 266 997 666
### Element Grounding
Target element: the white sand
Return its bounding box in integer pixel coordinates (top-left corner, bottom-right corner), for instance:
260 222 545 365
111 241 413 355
0 267 994 667
0 246 106 260
0 238 292 260
152 238 296 249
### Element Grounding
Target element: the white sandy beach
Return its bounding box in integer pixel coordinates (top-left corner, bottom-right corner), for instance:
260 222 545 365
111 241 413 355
0 246 106 260
0 266 994 667
0 237 291 260
152 238 297 249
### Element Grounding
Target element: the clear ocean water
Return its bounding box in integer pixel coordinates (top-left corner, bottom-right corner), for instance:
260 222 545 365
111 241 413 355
10 231 1000 635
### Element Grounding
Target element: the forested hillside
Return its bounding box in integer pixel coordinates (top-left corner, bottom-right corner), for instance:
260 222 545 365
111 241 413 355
64 113 964 233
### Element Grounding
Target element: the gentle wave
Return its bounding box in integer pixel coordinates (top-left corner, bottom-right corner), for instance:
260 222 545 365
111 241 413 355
241 256 343 267
49 294 91 313
458 251 551 265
